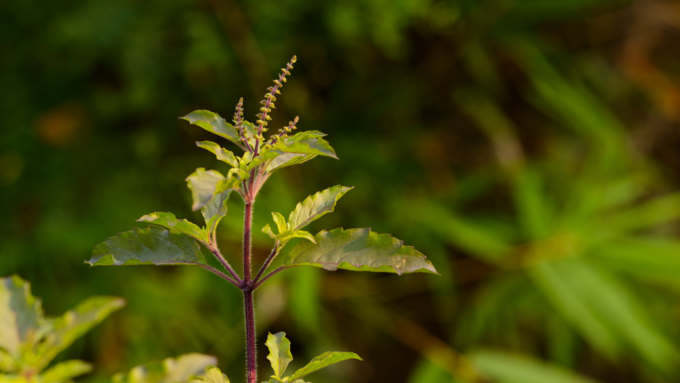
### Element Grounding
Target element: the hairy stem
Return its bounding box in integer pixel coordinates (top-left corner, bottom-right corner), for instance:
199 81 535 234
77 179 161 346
244 289 257 383
253 241 279 285
242 199 256 383
209 247 242 285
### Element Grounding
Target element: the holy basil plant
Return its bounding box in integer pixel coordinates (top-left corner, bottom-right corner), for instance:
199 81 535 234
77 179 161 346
0 275 124 383
86 56 437 383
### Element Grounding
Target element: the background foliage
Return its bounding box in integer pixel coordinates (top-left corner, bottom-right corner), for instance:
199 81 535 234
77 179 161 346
2 0 680 382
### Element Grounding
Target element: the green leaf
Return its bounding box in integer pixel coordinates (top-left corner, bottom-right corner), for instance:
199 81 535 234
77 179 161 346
271 213 287 234
87 226 207 266
41 360 92 383
471 350 602 383
196 141 239 168
287 352 362 381
186 168 227 212
137 212 208 244
266 153 316 173
112 354 217 383
201 189 234 240
280 231 316 245
273 139 337 160
186 168 247 212
288 186 353 231
0 275 43 356
35 297 124 371
265 332 293 379
191 367 230 383
180 111 242 148
283 228 438 275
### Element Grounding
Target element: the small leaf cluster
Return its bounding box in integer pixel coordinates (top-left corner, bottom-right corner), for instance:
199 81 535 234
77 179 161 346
0 275 124 383
263 332 361 383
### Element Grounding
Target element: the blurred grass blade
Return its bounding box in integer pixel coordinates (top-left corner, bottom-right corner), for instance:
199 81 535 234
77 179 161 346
471 350 602 383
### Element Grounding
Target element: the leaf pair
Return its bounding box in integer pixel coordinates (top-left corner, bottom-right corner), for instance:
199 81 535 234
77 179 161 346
0 275 124 382
262 185 353 248
264 332 361 383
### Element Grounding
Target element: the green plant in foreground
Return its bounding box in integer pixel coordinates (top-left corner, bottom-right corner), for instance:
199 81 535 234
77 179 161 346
0 275 124 383
86 56 438 383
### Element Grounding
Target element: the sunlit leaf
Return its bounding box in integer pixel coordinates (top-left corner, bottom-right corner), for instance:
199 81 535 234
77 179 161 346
279 230 316 245
283 228 438 275
265 332 293 379
191 366 230 383
137 212 208 244
112 354 217 383
288 186 353 231
186 168 247 211
271 212 287 234
87 226 207 266
287 351 362 381
35 297 125 370
202 189 234 240
41 360 92 383
0 275 43 355
0 349 15 372
181 111 242 149
471 350 601 383
196 141 239 168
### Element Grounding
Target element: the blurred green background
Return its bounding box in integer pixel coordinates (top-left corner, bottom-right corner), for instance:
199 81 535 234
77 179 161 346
3 0 680 382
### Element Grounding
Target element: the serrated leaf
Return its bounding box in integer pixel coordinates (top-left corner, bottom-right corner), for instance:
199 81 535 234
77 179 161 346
113 354 217 383
41 360 92 383
273 139 337 160
191 366 230 383
202 189 234 240
35 297 124 371
181 111 242 148
137 212 208 244
265 332 293 378
266 153 316 173
271 213 287 234
471 350 601 383
87 226 207 267
287 352 362 381
283 228 438 275
0 275 43 356
196 141 239 168
288 186 353 231
186 169 227 212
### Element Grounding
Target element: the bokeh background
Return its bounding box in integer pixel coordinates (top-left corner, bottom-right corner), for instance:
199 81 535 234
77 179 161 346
3 0 680 382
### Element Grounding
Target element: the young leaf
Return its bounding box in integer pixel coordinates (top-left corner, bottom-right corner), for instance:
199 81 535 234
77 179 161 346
262 224 277 239
272 212 288 234
186 168 248 211
0 275 43 355
202 189 234 240
112 354 217 383
191 366 230 383
41 360 92 383
196 141 239 168
266 153 316 173
283 228 438 275
273 139 337 160
34 297 125 371
265 332 293 379
287 352 362 381
137 212 209 244
279 231 316 245
181 110 242 149
288 186 353 231
87 226 207 266
0 349 16 372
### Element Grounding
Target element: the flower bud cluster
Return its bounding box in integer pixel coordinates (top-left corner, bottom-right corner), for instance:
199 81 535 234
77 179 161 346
256 55 296 136
268 116 299 146
233 98 254 151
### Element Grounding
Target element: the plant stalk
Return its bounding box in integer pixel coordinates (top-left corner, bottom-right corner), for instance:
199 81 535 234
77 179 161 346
242 200 257 383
